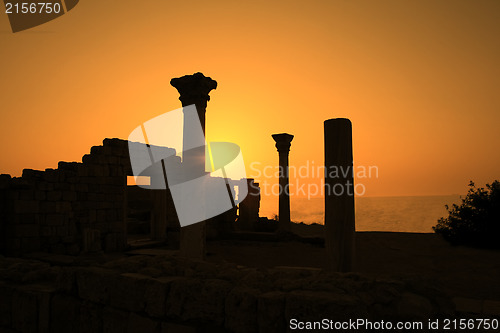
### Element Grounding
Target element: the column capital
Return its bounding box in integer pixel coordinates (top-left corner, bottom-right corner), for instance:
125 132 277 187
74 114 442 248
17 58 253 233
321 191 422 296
272 133 294 153
170 72 217 107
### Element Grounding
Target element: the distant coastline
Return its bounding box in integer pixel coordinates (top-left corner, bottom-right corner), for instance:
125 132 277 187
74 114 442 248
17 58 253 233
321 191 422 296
260 194 464 233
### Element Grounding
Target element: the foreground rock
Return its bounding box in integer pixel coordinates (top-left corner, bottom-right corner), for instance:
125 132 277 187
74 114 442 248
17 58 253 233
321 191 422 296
0 254 455 332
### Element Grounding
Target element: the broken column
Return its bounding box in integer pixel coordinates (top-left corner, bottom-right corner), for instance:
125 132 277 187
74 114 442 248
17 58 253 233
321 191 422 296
237 178 261 230
324 118 355 272
272 133 294 232
171 72 217 259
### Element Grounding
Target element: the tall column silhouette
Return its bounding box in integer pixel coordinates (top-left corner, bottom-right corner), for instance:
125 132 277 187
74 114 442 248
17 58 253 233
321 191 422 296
272 133 294 231
324 118 355 272
170 72 217 259
171 72 217 175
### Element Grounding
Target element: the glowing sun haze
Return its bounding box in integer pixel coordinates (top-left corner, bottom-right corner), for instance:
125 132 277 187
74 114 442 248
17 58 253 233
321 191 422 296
0 0 499 206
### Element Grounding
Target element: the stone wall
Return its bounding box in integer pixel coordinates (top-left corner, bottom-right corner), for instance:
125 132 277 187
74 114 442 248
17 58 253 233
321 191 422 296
0 138 141 256
0 138 262 256
0 254 455 333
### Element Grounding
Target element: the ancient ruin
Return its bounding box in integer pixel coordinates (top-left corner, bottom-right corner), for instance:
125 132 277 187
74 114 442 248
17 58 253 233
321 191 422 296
0 74 459 332
0 73 260 257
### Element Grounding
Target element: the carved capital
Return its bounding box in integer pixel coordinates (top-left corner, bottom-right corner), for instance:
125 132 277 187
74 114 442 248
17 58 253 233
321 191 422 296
272 133 294 153
170 72 217 108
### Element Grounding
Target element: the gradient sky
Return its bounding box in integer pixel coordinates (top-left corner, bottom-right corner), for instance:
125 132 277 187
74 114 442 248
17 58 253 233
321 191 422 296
1 1 499 208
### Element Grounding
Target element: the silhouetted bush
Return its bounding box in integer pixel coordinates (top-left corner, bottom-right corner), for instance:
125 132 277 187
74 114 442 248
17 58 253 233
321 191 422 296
433 181 500 249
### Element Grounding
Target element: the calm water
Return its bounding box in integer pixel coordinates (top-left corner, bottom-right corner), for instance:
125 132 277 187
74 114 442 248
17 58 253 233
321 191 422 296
259 195 463 233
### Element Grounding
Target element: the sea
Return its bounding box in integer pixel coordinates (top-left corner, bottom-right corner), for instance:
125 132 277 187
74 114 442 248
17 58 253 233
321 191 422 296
259 195 464 233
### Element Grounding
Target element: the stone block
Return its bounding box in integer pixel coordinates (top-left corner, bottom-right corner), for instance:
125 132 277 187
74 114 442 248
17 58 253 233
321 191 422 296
46 214 64 226
76 267 117 304
110 220 125 233
58 161 78 171
37 181 53 191
128 313 160 333
106 209 117 221
0 283 13 327
17 213 39 225
50 294 81 333
21 237 41 252
89 210 97 223
54 181 71 191
96 209 106 222
98 200 113 209
104 182 124 192
62 191 77 201
88 165 108 177
77 164 89 177
5 238 21 251
225 287 259 333
106 155 119 165
18 189 35 200
14 200 39 214
91 145 104 155
6 190 19 201
76 183 89 192
0 174 12 189
483 300 500 316
257 292 286 333
103 138 127 148
396 292 433 319
110 166 126 177
35 190 46 201
82 154 95 164
104 233 118 252
10 177 32 189
56 225 69 237
40 226 53 237
166 278 232 325
22 168 44 179
12 285 55 333
47 190 62 201
40 201 57 214
15 224 39 238
56 267 77 293
285 290 366 322
67 176 79 184
66 243 80 256
56 201 72 213
160 322 197 333
102 307 129 333
50 243 67 254
108 273 150 312
145 277 181 318
82 228 101 252
79 301 103 333
96 176 107 185
43 169 59 183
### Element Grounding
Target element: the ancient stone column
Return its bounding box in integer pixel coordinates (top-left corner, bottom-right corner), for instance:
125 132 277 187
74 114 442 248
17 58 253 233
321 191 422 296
171 72 217 175
324 118 355 272
171 72 217 259
272 133 294 232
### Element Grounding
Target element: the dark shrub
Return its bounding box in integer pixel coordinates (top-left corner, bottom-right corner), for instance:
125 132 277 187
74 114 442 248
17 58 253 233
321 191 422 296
433 180 500 249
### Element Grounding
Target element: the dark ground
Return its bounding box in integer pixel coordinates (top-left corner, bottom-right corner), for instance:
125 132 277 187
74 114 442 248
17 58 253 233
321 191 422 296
205 224 500 302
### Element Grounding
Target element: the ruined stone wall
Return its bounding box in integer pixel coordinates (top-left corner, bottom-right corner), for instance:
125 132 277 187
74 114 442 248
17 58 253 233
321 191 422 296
0 255 455 333
0 138 133 256
0 138 262 256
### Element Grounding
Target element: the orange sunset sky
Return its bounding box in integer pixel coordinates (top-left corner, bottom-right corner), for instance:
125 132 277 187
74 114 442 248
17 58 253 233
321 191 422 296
1 1 499 207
